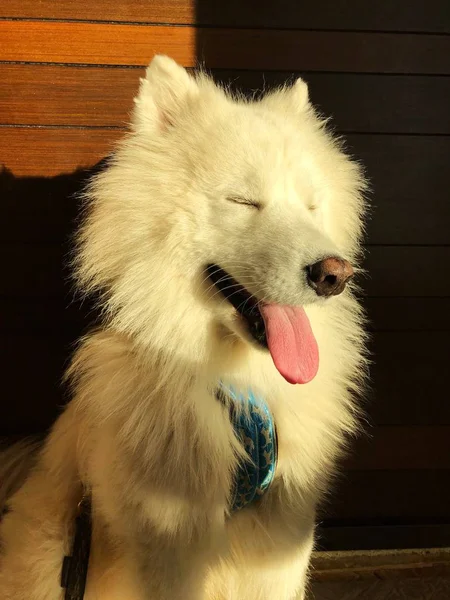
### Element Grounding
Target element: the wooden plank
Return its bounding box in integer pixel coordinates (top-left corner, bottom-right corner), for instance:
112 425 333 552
308 74 450 134
345 427 450 470
323 470 450 520
2 128 450 245
0 160 98 242
2 283 449 426
2 331 450 437
0 22 196 67
0 127 119 176
370 331 450 425
199 29 450 75
1 1 449 33
2 341 450 525
365 297 450 332
1 288 450 424
311 576 450 598
1 21 449 74
0 65 140 127
318 523 450 551
348 135 450 245
215 71 450 135
0 244 67 296
3 295 450 336
2 65 450 135
2 147 450 294
3 262 448 429
311 547 450 576
2 240 449 298
3 295 450 418
364 247 450 297
1 296 92 335
0 0 195 24
0 335 70 434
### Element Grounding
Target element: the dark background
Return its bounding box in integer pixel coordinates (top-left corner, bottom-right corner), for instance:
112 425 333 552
1 1 450 550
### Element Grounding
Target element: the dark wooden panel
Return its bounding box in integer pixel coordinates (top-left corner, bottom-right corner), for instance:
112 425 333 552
2 320 447 460
0 244 67 295
197 29 450 74
0 237 450 304
311 546 450 572
366 297 450 332
215 71 450 135
4 296 450 336
324 470 450 520
1 296 90 335
0 161 98 242
1 168 85 249
0 335 70 434
370 331 450 425
364 247 450 297
2 128 450 244
1 21 449 73
1 0 449 33
316 524 450 551
1 304 449 425
346 427 450 470
2 65 450 135
0 127 118 176
308 74 450 135
348 135 450 245
2 243 448 297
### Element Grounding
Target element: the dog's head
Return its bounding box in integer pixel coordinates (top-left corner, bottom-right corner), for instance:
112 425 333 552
76 56 366 383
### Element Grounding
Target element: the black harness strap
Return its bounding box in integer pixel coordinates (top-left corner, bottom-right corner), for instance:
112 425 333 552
61 496 92 600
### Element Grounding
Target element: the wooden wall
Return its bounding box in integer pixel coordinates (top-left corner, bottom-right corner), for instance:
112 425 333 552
1 1 450 549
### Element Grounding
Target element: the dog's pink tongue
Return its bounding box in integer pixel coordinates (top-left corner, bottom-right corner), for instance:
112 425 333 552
260 304 319 385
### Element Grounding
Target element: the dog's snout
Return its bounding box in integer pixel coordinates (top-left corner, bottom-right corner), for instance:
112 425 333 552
306 257 354 297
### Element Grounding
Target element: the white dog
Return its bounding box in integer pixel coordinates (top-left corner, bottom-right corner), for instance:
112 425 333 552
0 56 367 600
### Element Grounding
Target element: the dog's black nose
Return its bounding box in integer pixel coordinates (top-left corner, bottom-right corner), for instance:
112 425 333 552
307 257 354 297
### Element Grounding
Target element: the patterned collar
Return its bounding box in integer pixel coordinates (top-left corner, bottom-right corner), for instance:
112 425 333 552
217 385 278 512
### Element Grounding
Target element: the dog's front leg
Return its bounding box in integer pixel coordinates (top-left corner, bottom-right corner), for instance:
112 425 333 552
126 499 225 600
90 448 227 600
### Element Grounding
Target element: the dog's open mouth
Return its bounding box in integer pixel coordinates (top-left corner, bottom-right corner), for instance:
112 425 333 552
206 264 319 385
206 264 268 348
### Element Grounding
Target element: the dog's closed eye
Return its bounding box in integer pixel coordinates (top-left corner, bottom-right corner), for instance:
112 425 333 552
227 196 262 210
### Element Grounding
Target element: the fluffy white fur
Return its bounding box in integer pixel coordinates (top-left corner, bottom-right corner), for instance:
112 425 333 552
0 56 367 599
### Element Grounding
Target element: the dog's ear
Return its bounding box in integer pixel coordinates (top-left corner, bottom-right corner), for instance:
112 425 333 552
289 78 310 111
262 78 310 115
132 55 198 133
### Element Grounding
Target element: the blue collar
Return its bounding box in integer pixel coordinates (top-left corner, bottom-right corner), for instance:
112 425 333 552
217 385 278 512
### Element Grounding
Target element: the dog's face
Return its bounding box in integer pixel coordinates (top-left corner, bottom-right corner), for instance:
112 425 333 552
78 56 365 382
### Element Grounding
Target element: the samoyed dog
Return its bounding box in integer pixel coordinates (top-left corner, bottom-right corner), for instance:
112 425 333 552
0 56 366 599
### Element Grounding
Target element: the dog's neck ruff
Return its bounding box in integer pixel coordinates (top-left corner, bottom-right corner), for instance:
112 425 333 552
217 385 278 512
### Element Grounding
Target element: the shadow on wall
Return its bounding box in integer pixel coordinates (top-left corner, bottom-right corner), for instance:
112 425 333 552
1 162 106 435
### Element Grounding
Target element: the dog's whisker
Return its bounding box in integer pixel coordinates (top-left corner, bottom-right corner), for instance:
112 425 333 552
198 263 257 291
202 269 260 303
209 282 248 303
